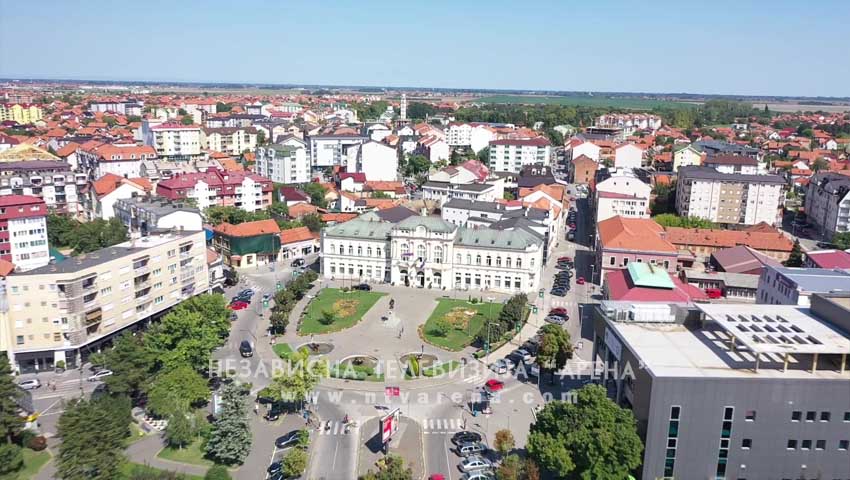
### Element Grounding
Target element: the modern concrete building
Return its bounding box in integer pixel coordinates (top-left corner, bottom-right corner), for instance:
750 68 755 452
142 121 203 161
591 298 850 480
0 160 87 216
113 196 203 236
488 137 551 173
676 166 785 226
255 143 310 184
2 230 209 373
756 265 850 306
0 104 43 125
307 134 368 168
804 172 850 240
594 171 651 223
321 212 543 294
346 141 399 182
0 195 49 271
201 127 258 156
155 169 273 212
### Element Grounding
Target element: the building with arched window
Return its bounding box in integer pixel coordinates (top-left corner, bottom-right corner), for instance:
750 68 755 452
320 211 543 293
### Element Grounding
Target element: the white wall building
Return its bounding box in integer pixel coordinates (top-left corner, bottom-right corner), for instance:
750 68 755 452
321 213 543 294
255 143 310 184
566 140 601 163
595 172 651 222
445 123 495 153
142 121 202 161
488 138 551 173
676 166 785 226
347 141 399 182
613 144 644 170
307 134 369 168
756 266 850 306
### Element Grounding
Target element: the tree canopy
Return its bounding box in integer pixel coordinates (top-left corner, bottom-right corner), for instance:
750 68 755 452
48 215 128 255
784 239 804 267
302 183 328 208
205 382 251 465
144 294 230 371
57 395 132 480
145 364 209 417
204 206 270 226
268 348 327 403
0 353 23 444
527 384 643 480
652 213 715 229
89 332 154 398
535 324 572 383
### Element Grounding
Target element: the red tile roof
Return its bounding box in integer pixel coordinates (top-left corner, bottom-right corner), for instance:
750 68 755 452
213 219 280 237
280 226 317 245
663 227 793 252
598 216 675 252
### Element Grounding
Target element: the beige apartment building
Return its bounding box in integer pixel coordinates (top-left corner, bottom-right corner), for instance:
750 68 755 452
675 166 785 226
1 230 209 373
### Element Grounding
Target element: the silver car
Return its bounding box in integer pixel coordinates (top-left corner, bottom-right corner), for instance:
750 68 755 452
459 455 493 472
18 379 41 390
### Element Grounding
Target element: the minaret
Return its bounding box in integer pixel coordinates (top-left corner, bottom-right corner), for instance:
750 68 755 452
400 93 407 121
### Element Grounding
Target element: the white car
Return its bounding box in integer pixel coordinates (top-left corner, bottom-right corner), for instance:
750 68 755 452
87 370 113 382
459 455 493 472
18 379 41 390
461 471 495 480
489 360 509 374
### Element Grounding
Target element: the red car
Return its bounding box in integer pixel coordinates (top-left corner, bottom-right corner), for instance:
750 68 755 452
576 277 586 285
228 301 249 310
549 307 568 316
557 256 572 263
484 379 505 392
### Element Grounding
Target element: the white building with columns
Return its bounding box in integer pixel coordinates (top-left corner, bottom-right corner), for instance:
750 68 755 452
321 213 543 294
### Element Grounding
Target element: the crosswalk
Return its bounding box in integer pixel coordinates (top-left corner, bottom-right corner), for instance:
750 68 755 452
316 420 358 436
423 418 465 434
460 373 487 385
549 299 578 308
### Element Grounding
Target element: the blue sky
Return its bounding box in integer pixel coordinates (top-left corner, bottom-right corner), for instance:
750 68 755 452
1 0 848 97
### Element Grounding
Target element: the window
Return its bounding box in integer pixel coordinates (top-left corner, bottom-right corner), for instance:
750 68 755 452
820 412 830 422
671 406 681 420
792 411 802 422
844 411 850 422
787 439 797 450
367 247 372 257
506 257 511 268
339 245 344 254
742 438 752 449
801 440 812 450
456 254 462 264
839 440 849 451
357 246 362 256
475 255 481 265
622 258 629 267
496 256 502 267
745 410 756 422
516 258 522 269
15 336 23 345
348 245 353 255
806 411 816 422
486 256 492 266
815 440 825 450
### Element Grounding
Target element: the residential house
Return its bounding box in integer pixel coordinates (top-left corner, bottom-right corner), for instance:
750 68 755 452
596 216 679 284
279 226 319 260
255 142 310 184
156 169 273 212
709 245 782 275
570 154 597 187
488 137 551 173
663 227 794 262
672 144 703 172
201 127 258 156
346 141 398 182
212 219 281 268
594 171 651 223
613 143 644 170
803 249 850 269
84 173 149 220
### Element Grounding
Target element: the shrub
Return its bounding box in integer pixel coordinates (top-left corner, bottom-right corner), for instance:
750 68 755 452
55 360 66 370
0 443 23 475
204 465 232 480
408 356 420 377
318 310 336 325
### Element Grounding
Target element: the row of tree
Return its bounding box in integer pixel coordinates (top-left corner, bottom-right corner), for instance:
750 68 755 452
473 294 529 347
47 214 129 255
269 269 319 334
652 213 715 229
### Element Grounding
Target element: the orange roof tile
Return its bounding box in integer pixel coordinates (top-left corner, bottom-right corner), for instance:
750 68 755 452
213 219 280 237
280 226 317 245
663 227 793 252
598 216 675 252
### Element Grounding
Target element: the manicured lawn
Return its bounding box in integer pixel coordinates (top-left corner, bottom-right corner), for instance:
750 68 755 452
273 342 293 360
421 299 503 351
7 448 51 480
156 438 215 467
298 288 385 334
119 463 203 480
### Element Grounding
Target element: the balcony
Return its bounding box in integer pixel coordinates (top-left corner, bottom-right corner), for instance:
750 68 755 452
84 308 102 326
134 278 151 290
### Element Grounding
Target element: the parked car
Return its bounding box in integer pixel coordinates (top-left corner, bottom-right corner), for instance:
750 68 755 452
576 277 586 285
239 289 255 297
484 379 504 393
544 315 565 325
229 312 238 322
239 340 254 358
514 349 533 363
228 300 249 310
262 293 272 302
557 256 573 263
352 283 371 291
17 379 41 390
291 258 305 267
267 461 282 476
461 472 494 480
459 455 493 472
549 307 568 316
567 231 575 241
550 289 567 297
87 370 113 382
457 441 487 457
452 431 483 445
275 430 301 449
489 359 510 374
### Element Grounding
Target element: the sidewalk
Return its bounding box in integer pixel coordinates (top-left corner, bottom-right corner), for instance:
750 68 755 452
125 434 209 478
358 416 424 479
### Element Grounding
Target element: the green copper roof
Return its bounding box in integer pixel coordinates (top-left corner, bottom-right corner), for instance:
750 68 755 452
394 215 456 234
324 217 394 239
455 227 542 251
627 262 674 289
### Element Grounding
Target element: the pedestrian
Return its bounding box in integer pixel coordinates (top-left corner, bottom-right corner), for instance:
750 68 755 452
254 403 259 416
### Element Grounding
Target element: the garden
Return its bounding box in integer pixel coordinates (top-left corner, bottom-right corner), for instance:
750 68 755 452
297 288 385 334
420 298 504 351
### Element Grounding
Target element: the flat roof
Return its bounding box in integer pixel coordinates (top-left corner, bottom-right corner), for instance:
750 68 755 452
771 266 850 293
18 230 200 276
605 304 850 379
698 303 850 356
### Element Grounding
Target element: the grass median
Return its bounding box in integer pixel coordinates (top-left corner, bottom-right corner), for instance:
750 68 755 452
421 299 503 351
298 288 385 335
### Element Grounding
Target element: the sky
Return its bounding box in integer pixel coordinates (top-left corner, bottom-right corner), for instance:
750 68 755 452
1 0 849 97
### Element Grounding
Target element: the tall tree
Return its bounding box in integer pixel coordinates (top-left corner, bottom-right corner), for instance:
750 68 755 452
57 395 132 480
302 183 328 208
300 213 324 233
535 324 573 384
785 239 804 267
165 409 195 448
527 385 642 480
145 365 210 418
145 309 225 371
268 348 327 404
832 231 850 250
0 354 23 444
361 454 413 480
205 382 251 465
90 332 154 398
494 429 516 456
281 448 308 478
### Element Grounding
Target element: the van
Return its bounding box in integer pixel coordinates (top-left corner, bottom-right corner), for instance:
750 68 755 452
239 340 254 358
705 288 723 299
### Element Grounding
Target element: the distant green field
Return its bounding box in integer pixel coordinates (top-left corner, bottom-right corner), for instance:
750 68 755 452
473 95 695 110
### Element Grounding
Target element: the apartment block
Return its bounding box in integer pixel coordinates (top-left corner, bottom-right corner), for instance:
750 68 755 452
156 169 273 212
0 160 87 215
0 103 43 125
255 143 309 184
307 134 368 168
591 298 850 480
804 172 850 240
676 166 785 226
2 230 210 373
142 121 203 161
0 195 49 271
113 196 203 236
201 127 258 156
488 138 551 173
